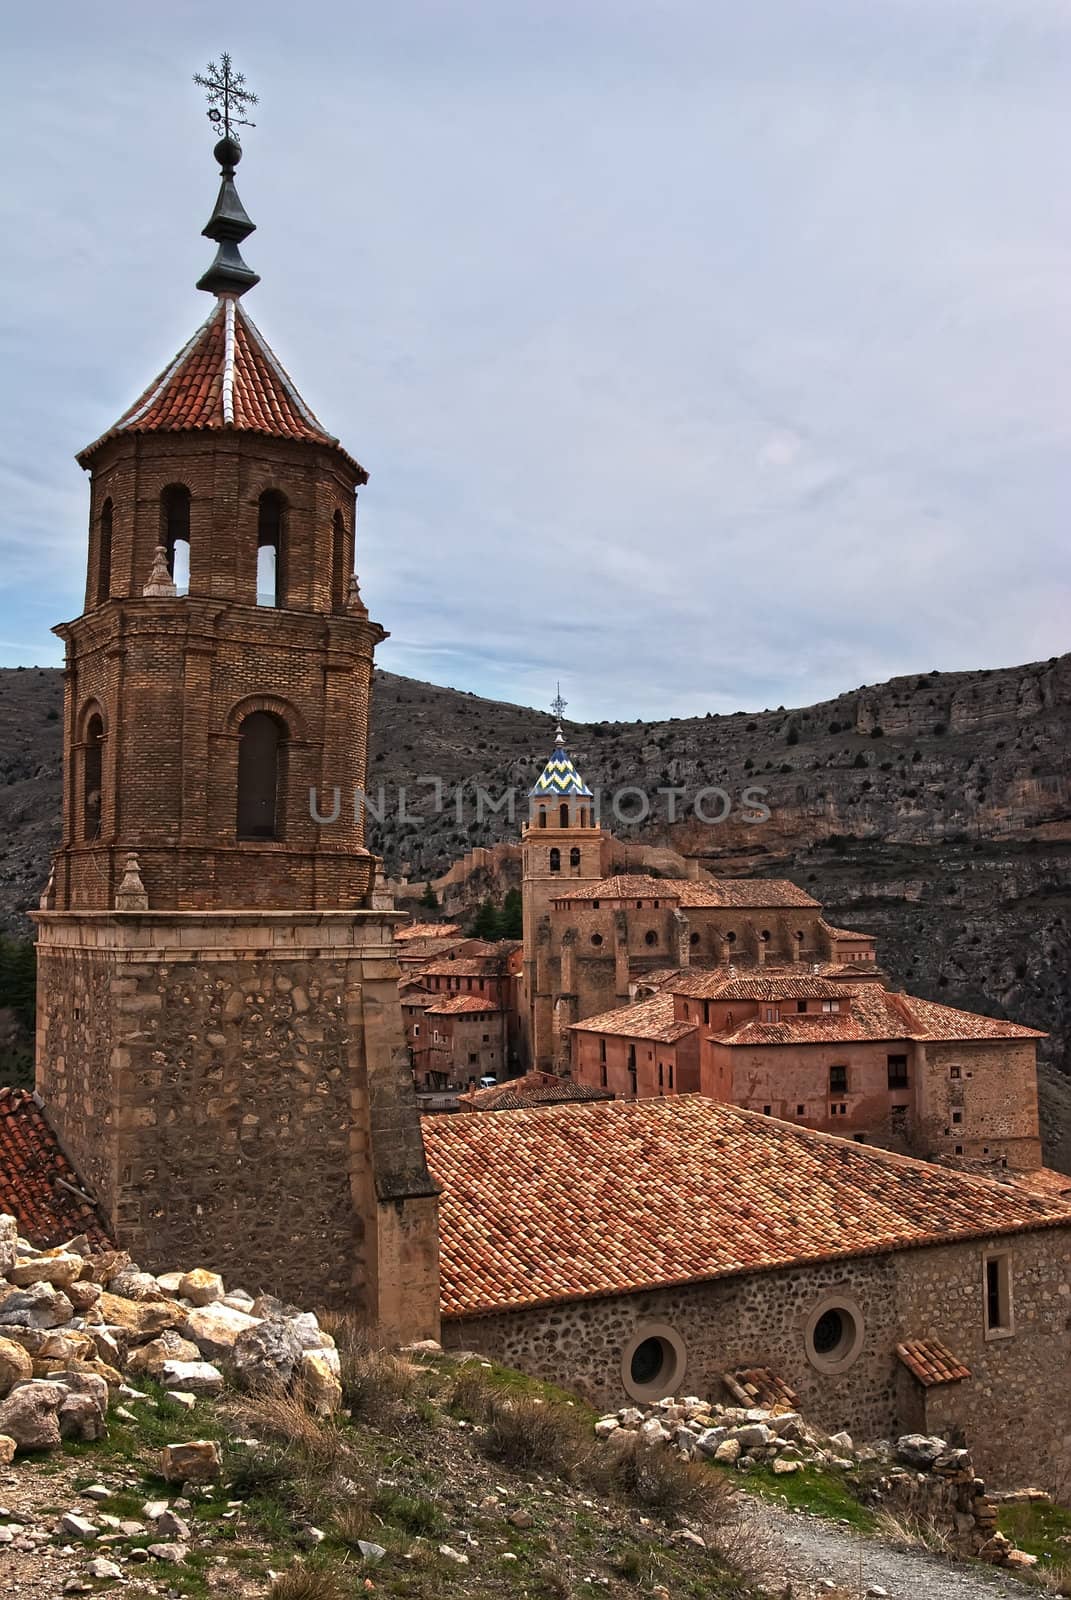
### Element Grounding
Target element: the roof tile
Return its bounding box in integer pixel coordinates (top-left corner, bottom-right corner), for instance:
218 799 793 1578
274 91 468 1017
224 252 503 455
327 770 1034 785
0 1089 112 1249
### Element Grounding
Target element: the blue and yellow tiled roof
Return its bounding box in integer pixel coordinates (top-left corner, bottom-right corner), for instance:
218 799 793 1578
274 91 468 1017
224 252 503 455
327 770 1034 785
529 732 593 798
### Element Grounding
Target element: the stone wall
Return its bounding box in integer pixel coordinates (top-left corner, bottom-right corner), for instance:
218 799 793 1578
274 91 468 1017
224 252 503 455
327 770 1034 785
35 908 440 1339
442 1223 1071 1488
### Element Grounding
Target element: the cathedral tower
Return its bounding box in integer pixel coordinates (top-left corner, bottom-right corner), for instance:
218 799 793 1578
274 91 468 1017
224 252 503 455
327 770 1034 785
521 704 610 1070
33 72 439 1335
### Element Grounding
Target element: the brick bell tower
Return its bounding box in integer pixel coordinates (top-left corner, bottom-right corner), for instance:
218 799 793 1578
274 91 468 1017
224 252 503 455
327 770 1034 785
521 690 610 1071
33 69 439 1336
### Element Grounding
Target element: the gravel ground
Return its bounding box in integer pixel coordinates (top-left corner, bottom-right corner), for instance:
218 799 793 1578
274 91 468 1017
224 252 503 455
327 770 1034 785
755 1501 1038 1600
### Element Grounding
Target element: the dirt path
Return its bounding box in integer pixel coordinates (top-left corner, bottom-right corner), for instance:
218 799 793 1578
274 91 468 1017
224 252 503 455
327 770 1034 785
754 1502 1034 1600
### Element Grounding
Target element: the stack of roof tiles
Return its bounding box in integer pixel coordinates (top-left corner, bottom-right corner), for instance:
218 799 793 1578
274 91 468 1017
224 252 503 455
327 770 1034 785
0 1089 112 1249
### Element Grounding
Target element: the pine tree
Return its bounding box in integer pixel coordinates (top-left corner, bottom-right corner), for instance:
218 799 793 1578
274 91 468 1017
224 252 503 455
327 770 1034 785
499 888 523 939
470 899 501 940
419 881 439 912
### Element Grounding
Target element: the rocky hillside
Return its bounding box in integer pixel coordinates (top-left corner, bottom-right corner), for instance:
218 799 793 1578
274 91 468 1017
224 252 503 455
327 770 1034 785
0 655 1068 1155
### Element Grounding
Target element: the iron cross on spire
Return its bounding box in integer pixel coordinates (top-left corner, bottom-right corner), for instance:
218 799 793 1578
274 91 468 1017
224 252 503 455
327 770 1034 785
194 53 258 142
551 684 567 727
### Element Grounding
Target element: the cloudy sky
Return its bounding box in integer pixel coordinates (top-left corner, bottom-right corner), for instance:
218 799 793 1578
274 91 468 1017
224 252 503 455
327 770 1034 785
2 0 1068 720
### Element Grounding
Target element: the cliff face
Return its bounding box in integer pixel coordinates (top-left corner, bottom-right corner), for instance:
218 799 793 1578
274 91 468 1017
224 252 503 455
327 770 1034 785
0 653 1067 1158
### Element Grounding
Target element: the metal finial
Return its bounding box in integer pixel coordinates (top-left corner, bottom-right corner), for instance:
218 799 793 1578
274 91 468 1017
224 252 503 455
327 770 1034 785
194 55 260 298
551 683 567 727
194 53 258 144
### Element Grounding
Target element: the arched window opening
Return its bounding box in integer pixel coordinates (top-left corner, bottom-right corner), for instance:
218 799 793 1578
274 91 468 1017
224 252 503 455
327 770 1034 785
559 802 570 828
257 492 285 607
83 713 104 841
569 847 581 869
537 809 547 829
161 485 191 595
236 711 286 840
331 510 347 611
549 847 561 873
96 499 113 605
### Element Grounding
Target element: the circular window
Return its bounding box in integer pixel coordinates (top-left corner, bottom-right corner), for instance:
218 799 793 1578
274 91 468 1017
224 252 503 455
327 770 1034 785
621 1323 686 1402
805 1296 865 1374
725 931 736 944
644 930 658 947
689 932 700 946
591 933 603 947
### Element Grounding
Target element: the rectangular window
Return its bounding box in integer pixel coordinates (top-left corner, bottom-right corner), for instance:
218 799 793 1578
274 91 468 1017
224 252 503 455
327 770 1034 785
762 1104 772 1115
468 1052 478 1065
658 1062 664 1090
984 1253 1014 1337
599 1038 607 1063
413 1025 420 1038
829 1064 848 1094
797 1000 807 1013
796 1104 805 1117
887 1054 909 1089
600 1063 607 1088
950 1065 961 1080
763 1006 779 1022
668 1062 673 1090
822 1000 841 1013
952 1110 963 1125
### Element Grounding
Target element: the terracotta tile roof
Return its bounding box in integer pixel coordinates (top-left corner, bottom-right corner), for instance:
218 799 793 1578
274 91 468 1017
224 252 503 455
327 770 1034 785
554 875 819 909
395 923 462 942
458 1072 614 1113
670 973 853 1001
421 1096 1071 1319
0 1089 112 1250
820 922 876 942
425 995 503 1017
723 1367 799 1412
896 1338 972 1387
419 957 512 979
77 298 364 474
572 994 697 1045
712 982 1045 1046
1005 1166 1071 1201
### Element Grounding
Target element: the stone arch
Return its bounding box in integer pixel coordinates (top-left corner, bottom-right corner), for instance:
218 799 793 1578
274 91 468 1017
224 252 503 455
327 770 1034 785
77 699 106 842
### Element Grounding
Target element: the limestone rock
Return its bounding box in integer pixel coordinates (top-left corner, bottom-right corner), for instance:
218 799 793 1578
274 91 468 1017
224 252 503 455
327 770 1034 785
86 1558 123 1580
714 1438 742 1466
146 1542 189 1563
299 1348 342 1414
594 1417 620 1439
59 1392 108 1442
153 1509 191 1539
0 1335 33 1397
8 1253 85 1289
895 1433 947 1471
733 1423 774 1451
358 1540 387 1563
155 1272 185 1295
694 1427 728 1457
59 1512 99 1540
98 1292 183 1339
773 1458 801 1475
0 1215 16 1276
0 1283 74 1329
66 1281 103 1315
127 1330 202 1377
178 1269 225 1308
182 1302 260 1361
108 1267 166 1302
828 1430 853 1453
0 1434 15 1465
0 1379 67 1450
232 1316 303 1389
159 1360 224 1396
160 1439 222 1484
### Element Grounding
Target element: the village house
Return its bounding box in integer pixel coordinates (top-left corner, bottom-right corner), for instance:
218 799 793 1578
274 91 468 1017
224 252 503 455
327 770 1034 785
422 1094 1071 1490
569 972 1044 1171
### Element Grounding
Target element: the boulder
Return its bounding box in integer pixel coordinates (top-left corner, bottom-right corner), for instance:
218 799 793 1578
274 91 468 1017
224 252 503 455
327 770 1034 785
153 1510 191 1540
182 1302 260 1361
250 1292 303 1320
59 1513 99 1540
714 1438 742 1466
0 1214 16 1276
8 1253 85 1289
0 1335 33 1398
160 1439 222 1484
107 1267 166 1302
98 1292 183 1339
895 1433 948 1471
86 1558 124 1581
733 1423 774 1451
694 1427 728 1458
66 1281 103 1315
159 1360 224 1396
773 1458 801 1475
0 1434 14 1465
300 1349 342 1415
231 1317 303 1388
127 1330 202 1377
0 1379 68 1450
155 1273 186 1296
828 1430 853 1454
178 1269 225 1308
0 1283 74 1329
594 1417 620 1440
146 1542 189 1564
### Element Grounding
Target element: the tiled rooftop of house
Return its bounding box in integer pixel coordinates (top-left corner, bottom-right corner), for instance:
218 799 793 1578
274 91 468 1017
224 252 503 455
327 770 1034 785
896 1337 972 1387
418 956 513 979
421 1095 1071 1319
572 993 697 1044
553 875 820 909
78 298 361 471
395 922 462 942
670 973 854 1001
710 982 1045 1046
820 923 875 942
0 1088 112 1250
424 995 503 1017
458 1071 614 1113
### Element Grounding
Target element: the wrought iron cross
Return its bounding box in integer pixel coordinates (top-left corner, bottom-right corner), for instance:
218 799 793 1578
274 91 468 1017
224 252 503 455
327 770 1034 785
551 683 567 725
194 53 258 142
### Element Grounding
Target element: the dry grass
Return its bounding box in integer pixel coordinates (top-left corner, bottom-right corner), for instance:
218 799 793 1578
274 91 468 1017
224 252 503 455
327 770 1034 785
236 1386 350 1473
324 1314 421 1422
874 1506 954 1554
596 1433 735 1522
481 1393 593 1478
267 1563 348 1600
328 1500 375 1548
